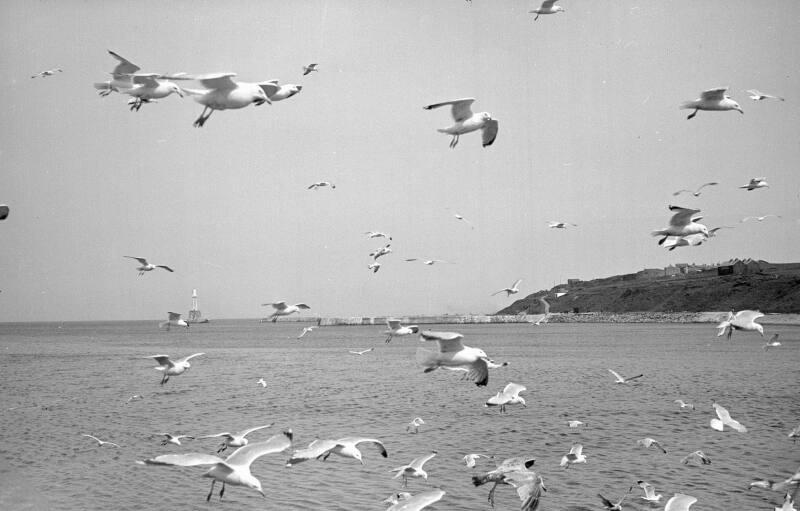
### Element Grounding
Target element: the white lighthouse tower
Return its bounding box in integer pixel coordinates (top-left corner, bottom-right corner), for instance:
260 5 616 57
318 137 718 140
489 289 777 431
187 289 209 324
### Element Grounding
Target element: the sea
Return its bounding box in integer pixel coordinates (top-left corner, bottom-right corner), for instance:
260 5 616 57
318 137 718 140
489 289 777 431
0 320 797 511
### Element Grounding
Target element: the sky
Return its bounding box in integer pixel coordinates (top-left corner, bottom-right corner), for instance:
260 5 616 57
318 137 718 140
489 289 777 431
1 0 798 322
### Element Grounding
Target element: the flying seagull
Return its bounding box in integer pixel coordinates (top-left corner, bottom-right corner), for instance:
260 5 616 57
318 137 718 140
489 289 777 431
384 489 445 511
390 451 437 488
548 221 577 228
636 481 663 503
384 319 419 343
260 301 311 322
124 256 174 276
201 424 273 454
598 486 632 511
680 87 743 120
651 205 708 245
763 333 781 351
161 434 195 446
485 382 527 413
349 348 374 355
560 443 587 469
406 417 425 434
147 353 204 385
159 312 189 331
746 89 784 101
739 177 769 190
710 401 747 432
529 0 566 20
637 437 667 453
307 181 335 190
672 182 719 197
491 279 522 297
716 310 764 340
31 67 63 78
681 450 711 465
416 330 492 386
178 73 272 127
608 369 643 384
82 434 120 448
285 437 387 466
302 63 318 76
472 457 544 510
423 98 498 148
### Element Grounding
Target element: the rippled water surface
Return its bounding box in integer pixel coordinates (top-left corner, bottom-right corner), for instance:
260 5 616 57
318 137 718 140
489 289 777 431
0 320 798 510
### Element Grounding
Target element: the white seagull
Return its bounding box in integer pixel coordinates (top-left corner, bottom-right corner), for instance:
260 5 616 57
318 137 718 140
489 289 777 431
120 73 184 111
491 279 522 297
485 382 527 413
664 493 697 511
740 177 769 190
368 262 382 273
652 205 709 245
286 437 387 466
775 492 796 511
453 212 475 228
256 378 267 387
747 89 784 101
161 434 194 446
307 181 335 190
548 221 576 229
788 424 800 442
681 450 711 465
124 256 174 276
179 73 272 127
94 50 140 96
598 487 632 511
406 417 425 434
416 330 492 386
140 430 292 501
560 443 586 468
637 481 663 502
567 420 585 428
82 434 119 448
529 0 566 20
762 333 781 350
390 451 437 488
0 204 9 220
369 244 392 260
637 437 667 454
297 326 315 339
716 310 764 340
302 63 318 76
681 87 743 120
261 301 311 322
710 401 747 432
662 233 706 251
471 457 543 510
31 67 62 78
159 312 189 331
365 231 392 241
673 182 719 197
260 81 302 102
201 424 273 454
384 319 419 343
608 369 643 384
423 98 498 148
742 214 781 222
674 399 695 410
385 489 445 511
463 453 493 468
349 347 374 355
147 353 204 385
405 258 451 265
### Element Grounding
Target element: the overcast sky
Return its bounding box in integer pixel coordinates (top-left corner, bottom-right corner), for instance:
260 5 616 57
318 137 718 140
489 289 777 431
1 0 798 322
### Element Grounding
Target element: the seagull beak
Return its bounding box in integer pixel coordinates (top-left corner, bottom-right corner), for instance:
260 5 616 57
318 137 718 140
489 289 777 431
176 89 184 98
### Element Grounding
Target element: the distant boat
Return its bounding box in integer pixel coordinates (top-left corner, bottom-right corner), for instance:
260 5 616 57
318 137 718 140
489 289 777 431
187 289 210 324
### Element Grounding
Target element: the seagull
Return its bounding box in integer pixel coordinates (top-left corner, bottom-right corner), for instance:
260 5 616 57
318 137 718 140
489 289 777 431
775 492 796 511
369 244 392 260
124 256 174 276
548 221 576 229
636 481 663 503
672 182 719 197
665 493 697 511
178 73 272 127
384 319 419 343
297 326 315 339
749 477 799 492
681 87 743 120
560 444 586 469
385 489 445 511
126 394 144 403
453 213 475 228
740 177 769 190
349 348 374 355
140 430 292 501
608 369 643 384
637 437 667 453
82 434 119 448
390 451 437 488
368 262 382 273
31 67 62 78
463 453 492 468
405 258 451 265
406 417 425 434
423 98 498 148
472 457 544 510
530 297 551 325
788 424 800 442
365 231 392 241
747 89 785 101
302 63 318 76
716 310 765 340
681 450 711 465
567 420 585 428
529 0 566 20
256 378 267 387
651 205 709 245
741 214 781 222
763 333 781 350
485 382 527 413
285 437 387 466
307 181 335 190
147 353 204 385
260 302 311 322
159 312 189 331
161 434 195 446
598 487 632 511
662 233 706 251
491 279 522 297
416 330 492 386
94 50 140 96
260 81 302 102
674 399 695 410
0 204 8 220
201 424 273 454
710 401 747 432
120 73 184 111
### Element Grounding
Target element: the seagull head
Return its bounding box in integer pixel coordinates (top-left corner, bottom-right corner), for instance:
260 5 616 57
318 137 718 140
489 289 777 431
480 112 492 121
733 102 743 114
170 83 184 97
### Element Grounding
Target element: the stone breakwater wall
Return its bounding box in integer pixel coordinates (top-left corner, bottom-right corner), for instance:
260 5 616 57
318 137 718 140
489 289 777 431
317 315 530 326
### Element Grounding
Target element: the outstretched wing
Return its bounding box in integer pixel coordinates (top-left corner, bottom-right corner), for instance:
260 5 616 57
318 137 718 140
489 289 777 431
341 437 388 458
482 119 499 147
503 382 526 397
423 98 476 122
410 451 437 471
124 256 148 265
386 489 445 511
237 423 273 437
732 310 764 324
142 452 224 467
194 73 238 91
664 493 697 511
294 303 311 310
420 330 465 353
286 438 337 466
148 354 173 367
700 87 728 101
263 301 288 310
225 431 293 467
668 206 702 228
608 369 624 382
108 50 140 77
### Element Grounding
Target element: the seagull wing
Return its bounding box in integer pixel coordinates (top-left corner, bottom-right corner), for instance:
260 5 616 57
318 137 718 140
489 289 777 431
511 279 522 289
125 256 148 265
237 424 273 438
423 98 475 122
672 189 693 196
503 383 526 397
668 206 701 228
342 437 388 458
410 451 437 471
420 330 465 352
664 493 697 511
495 457 536 472
194 73 238 90
286 439 337 465
510 473 544 511
108 50 140 76
258 81 280 98
142 452 225 467
225 431 293 467
294 303 311 310
697 182 718 191
130 73 160 87
148 355 174 367
167 312 182 321
482 119 499 147
541 0 558 8
263 301 288 310
700 87 728 101
387 319 402 329
569 444 583 456
598 494 615 508
155 265 174 272
732 310 764 325
386 489 445 511
177 352 205 364
608 369 624 382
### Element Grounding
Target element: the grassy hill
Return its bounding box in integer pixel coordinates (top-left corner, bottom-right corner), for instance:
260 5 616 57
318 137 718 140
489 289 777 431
497 262 800 315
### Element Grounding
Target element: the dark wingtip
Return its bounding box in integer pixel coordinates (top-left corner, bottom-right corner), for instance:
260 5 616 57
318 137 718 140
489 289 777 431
471 475 484 487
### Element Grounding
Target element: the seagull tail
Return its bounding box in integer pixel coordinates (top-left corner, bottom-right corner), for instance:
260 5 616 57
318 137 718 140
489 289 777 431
471 474 490 487
679 101 696 110
158 321 169 329
93 82 112 91
415 347 439 370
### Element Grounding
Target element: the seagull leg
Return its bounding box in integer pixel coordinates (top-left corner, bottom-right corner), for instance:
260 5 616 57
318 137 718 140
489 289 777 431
193 107 211 128
488 482 498 507
385 335 392 343
219 482 225 500
534 14 540 20
687 109 697 120
160 373 167 385
206 480 216 502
